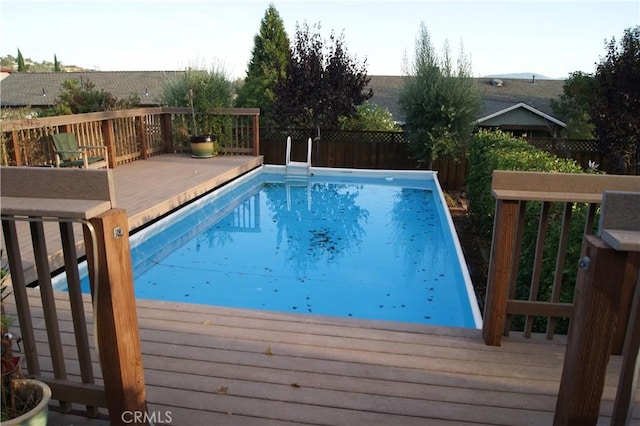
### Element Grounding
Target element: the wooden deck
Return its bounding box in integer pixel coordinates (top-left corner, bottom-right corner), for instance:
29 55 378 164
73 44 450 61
16 289 639 426
2 154 639 424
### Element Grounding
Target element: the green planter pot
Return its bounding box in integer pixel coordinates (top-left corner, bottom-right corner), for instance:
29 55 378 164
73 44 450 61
190 135 215 158
4 379 51 426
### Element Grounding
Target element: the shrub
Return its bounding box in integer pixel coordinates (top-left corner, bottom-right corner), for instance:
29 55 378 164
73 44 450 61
468 130 590 334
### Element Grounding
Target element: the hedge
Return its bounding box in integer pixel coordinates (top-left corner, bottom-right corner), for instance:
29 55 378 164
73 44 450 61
467 130 591 333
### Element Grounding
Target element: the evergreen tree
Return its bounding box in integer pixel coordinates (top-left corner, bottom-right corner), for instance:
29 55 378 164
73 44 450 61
591 26 640 174
17 49 26 72
53 54 62 72
273 22 372 134
399 23 481 167
235 4 290 124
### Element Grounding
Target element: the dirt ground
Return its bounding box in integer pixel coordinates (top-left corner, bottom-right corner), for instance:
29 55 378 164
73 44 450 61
452 213 489 312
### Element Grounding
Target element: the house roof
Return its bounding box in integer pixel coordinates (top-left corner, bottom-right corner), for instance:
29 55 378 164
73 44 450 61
1 71 565 126
0 71 184 108
476 102 566 128
366 75 565 124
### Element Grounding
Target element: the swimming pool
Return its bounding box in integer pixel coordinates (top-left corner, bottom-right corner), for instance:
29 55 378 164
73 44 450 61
58 166 482 328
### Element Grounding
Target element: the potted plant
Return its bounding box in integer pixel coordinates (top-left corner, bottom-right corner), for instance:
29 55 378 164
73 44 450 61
1 263 51 425
188 89 216 158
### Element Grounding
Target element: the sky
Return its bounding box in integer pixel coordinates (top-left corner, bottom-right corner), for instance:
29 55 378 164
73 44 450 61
1 0 638 80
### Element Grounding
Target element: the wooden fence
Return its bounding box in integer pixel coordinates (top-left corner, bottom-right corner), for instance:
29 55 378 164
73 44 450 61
0 107 260 168
260 130 629 193
527 137 613 172
260 128 468 192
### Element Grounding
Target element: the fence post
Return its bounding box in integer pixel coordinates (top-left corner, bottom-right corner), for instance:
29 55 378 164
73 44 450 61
482 198 519 345
84 208 148 424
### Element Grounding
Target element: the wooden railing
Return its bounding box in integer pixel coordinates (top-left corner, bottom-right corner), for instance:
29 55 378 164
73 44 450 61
1 167 147 422
482 171 640 347
1 107 260 167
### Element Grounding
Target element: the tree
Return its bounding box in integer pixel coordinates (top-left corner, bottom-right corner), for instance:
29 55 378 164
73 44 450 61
591 26 640 174
160 65 233 137
399 23 481 167
53 54 62 72
272 22 372 135
339 102 399 131
16 49 26 72
550 71 596 139
235 4 290 124
41 79 139 116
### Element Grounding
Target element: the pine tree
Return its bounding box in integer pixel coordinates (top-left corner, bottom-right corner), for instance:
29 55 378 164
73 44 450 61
235 4 290 124
54 54 62 72
399 23 481 167
17 49 26 72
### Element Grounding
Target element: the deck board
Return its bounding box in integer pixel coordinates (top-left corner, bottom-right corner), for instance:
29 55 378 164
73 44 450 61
9 291 640 425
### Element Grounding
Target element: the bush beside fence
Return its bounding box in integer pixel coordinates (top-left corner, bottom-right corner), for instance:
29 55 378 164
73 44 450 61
468 130 589 334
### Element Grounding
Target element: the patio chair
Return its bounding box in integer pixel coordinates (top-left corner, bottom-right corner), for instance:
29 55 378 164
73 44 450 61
51 133 109 168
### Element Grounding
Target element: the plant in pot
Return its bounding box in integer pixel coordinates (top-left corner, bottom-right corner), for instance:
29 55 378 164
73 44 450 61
188 88 217 158
1 261 52 425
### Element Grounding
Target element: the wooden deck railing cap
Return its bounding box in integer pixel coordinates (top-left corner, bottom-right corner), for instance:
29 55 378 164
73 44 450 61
598 191 640 252
491 170 640 203
0 166 116 219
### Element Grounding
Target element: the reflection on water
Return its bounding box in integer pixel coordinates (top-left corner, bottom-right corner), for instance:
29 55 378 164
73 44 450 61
389 188 447 281
264 181 369 273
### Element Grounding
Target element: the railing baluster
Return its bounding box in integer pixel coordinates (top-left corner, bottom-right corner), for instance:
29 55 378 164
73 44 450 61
524 201 551 337
59 221 99 417
1 218 40 374
546 202 573 339
29 219 71 412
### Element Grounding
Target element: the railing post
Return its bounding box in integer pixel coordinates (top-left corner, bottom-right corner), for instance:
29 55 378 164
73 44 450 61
482 198 519 346
553 235 629 425
136 115 149 159
554 191 640 426
9 130 22 166
84 208 148 424
252 112 260 156
160 111 174 153
101 119 117 168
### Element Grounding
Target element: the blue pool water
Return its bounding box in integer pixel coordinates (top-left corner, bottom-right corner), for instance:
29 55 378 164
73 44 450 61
61 167 481 328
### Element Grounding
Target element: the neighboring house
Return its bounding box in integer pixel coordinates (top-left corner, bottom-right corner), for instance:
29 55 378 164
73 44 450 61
367 75 566 137
0 71 183 110
1 71 566 137
0 68 12 81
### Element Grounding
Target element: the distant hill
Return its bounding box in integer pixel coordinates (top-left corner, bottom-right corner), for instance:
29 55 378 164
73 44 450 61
483 73 558 80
